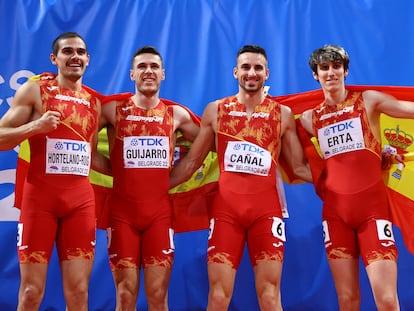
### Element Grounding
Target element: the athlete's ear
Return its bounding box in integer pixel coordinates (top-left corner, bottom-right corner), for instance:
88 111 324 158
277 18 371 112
50 53 57 65
234 66 240 79
312 71 319 82
161 69 165 81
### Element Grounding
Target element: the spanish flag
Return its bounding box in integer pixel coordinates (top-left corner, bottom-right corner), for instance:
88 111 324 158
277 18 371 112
273 85 414 255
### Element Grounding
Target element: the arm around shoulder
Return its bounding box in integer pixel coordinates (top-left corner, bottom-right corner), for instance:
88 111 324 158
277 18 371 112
363 90 414 119
173 105 200 143
170 102 217 188
281 105 313 183
299 109 314 136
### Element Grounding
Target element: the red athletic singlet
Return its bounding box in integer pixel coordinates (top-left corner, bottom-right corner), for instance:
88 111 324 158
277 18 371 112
18 73 99 263
107 98 175 269
208 96 285 269
312 90 397 265
312 91 382 194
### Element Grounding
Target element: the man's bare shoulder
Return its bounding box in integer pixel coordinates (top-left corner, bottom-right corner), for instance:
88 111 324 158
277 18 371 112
13 79 41 107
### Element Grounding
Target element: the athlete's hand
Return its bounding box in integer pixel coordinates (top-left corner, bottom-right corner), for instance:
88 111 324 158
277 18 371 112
33 110 61 134
381 152 405 170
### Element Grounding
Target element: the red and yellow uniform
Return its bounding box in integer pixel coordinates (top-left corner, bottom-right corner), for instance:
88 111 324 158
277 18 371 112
312 90 397 266
18 73 99 263
208 96 285 269
107 98 175 270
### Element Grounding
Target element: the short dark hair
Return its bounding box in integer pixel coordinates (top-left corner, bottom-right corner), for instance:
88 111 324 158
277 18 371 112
309 44 350 74
51 32 86 56
237 44 268 63
131 46 163 68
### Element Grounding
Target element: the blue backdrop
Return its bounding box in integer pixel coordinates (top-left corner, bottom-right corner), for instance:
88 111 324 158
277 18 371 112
1 1 414 310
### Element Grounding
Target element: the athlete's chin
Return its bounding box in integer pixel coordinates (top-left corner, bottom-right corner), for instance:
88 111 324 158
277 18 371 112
242 85 261 93
140 89 158 97
64 72 83 81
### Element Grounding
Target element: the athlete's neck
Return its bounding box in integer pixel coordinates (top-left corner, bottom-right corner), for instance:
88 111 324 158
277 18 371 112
237 90 265 115
55 75 83 92
324 87 348 107
132 93 159 109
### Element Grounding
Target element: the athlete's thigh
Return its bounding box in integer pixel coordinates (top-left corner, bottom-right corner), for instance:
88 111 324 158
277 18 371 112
56 186 96 261
112 267 140 295
108 219 141 269
207 217 245 269
357 219 397 266
143 265 171 298
61 258 93 291
19 262 49 293
253 259 283 289
18 184 59 263
141 215 174 268
323 218 359 260
365 259 398 299
328 258 360 295
207 261 237 299
247 215 285 266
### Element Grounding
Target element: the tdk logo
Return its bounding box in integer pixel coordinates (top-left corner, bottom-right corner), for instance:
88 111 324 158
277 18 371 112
55 141 87 152
235 143 265 156
324 120 354 136
132 137 164 146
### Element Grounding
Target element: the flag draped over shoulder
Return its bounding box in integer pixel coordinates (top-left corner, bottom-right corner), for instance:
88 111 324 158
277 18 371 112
272 85 414 254
14 83 414 251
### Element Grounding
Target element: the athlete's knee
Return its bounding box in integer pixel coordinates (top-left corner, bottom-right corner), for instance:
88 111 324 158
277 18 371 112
18 284 44 310
146 284 168 309
258 293 280 311
207 284 233 311
336 291 360 311
256 282 282 311
117 290 136 309
374 293 399 311
115 281 138 309
64 286 89 311
207 292 231 311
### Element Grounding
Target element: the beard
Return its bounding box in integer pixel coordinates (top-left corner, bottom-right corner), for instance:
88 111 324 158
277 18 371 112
63 66 85 80
240 81 263 93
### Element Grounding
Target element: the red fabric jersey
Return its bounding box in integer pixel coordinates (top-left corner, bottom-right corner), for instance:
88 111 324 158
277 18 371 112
109 98 175 219
27 74 99 188
312 91 382 194
216 95 282 193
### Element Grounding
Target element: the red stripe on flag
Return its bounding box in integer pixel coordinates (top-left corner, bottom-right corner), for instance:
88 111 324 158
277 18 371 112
170 182 217 233
387 187 414 254
13 157 29 209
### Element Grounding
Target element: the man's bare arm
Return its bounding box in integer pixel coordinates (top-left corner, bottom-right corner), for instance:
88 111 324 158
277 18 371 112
281 105 312 183
170 102 216 188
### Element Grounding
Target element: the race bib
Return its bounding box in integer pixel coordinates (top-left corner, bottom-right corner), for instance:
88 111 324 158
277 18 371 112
376 219 395 242
318 117 365 159
224 141 271 176
123 136 170 168
322 220 331 247
271 216 286 242
45 137 91 176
